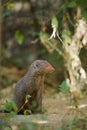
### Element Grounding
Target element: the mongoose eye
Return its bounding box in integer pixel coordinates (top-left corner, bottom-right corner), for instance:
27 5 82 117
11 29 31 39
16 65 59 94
36 63 39 67
34 62 39 68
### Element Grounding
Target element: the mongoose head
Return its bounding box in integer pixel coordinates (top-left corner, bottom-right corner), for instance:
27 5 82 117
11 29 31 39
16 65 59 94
29 60 55 76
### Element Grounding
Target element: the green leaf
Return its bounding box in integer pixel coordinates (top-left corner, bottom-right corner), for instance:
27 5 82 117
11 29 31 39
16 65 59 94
15 30 24 45
62 29 72 44
39 32 48 41
67 1 77 8
51 16 58 29
28 31 39 37
24 109 32 115
26 94 31 100
60 81 70 93
81 9 87 21
6 3 14 9
4 101 18 112
76 0 87 8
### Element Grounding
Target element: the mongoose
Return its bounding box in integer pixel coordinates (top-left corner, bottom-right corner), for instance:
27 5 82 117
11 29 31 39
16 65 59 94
12 60 55 114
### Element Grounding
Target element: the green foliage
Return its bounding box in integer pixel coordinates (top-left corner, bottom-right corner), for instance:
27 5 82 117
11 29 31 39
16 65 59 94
61 0 77 10
76 0 87 21
24 109 32 115
76 0 87 8
6 3 14 9
51 16 58 29
81 9 87 21
15 30 24 45
61 0 87 21
18 122 38 130
60 81 70 93
67 1 77 8
62 29 72 44
17 94 31 114
28 31 39 37
63 0 87 9
39 32 48 41
4 100 18 113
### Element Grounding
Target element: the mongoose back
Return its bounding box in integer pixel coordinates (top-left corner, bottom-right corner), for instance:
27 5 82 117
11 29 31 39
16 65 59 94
13 60 55 114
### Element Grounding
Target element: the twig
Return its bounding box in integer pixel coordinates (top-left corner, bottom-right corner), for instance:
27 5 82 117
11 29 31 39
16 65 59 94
48 40 64 57
57 32 64 45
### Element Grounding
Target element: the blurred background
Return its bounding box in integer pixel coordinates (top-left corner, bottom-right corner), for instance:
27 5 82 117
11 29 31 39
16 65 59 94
1 1 87 130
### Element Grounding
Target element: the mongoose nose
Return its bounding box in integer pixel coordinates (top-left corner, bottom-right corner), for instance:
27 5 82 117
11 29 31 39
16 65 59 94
46 64 55 73
50 66 55 73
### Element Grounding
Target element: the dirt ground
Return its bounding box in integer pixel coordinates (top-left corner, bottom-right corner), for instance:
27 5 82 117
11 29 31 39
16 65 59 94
0 86 87 130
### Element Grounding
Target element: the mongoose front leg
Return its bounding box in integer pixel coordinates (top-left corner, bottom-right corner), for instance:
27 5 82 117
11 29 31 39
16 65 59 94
36 87 43 113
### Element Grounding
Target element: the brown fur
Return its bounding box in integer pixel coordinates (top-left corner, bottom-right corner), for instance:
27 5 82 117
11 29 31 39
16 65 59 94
13 60 55 114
